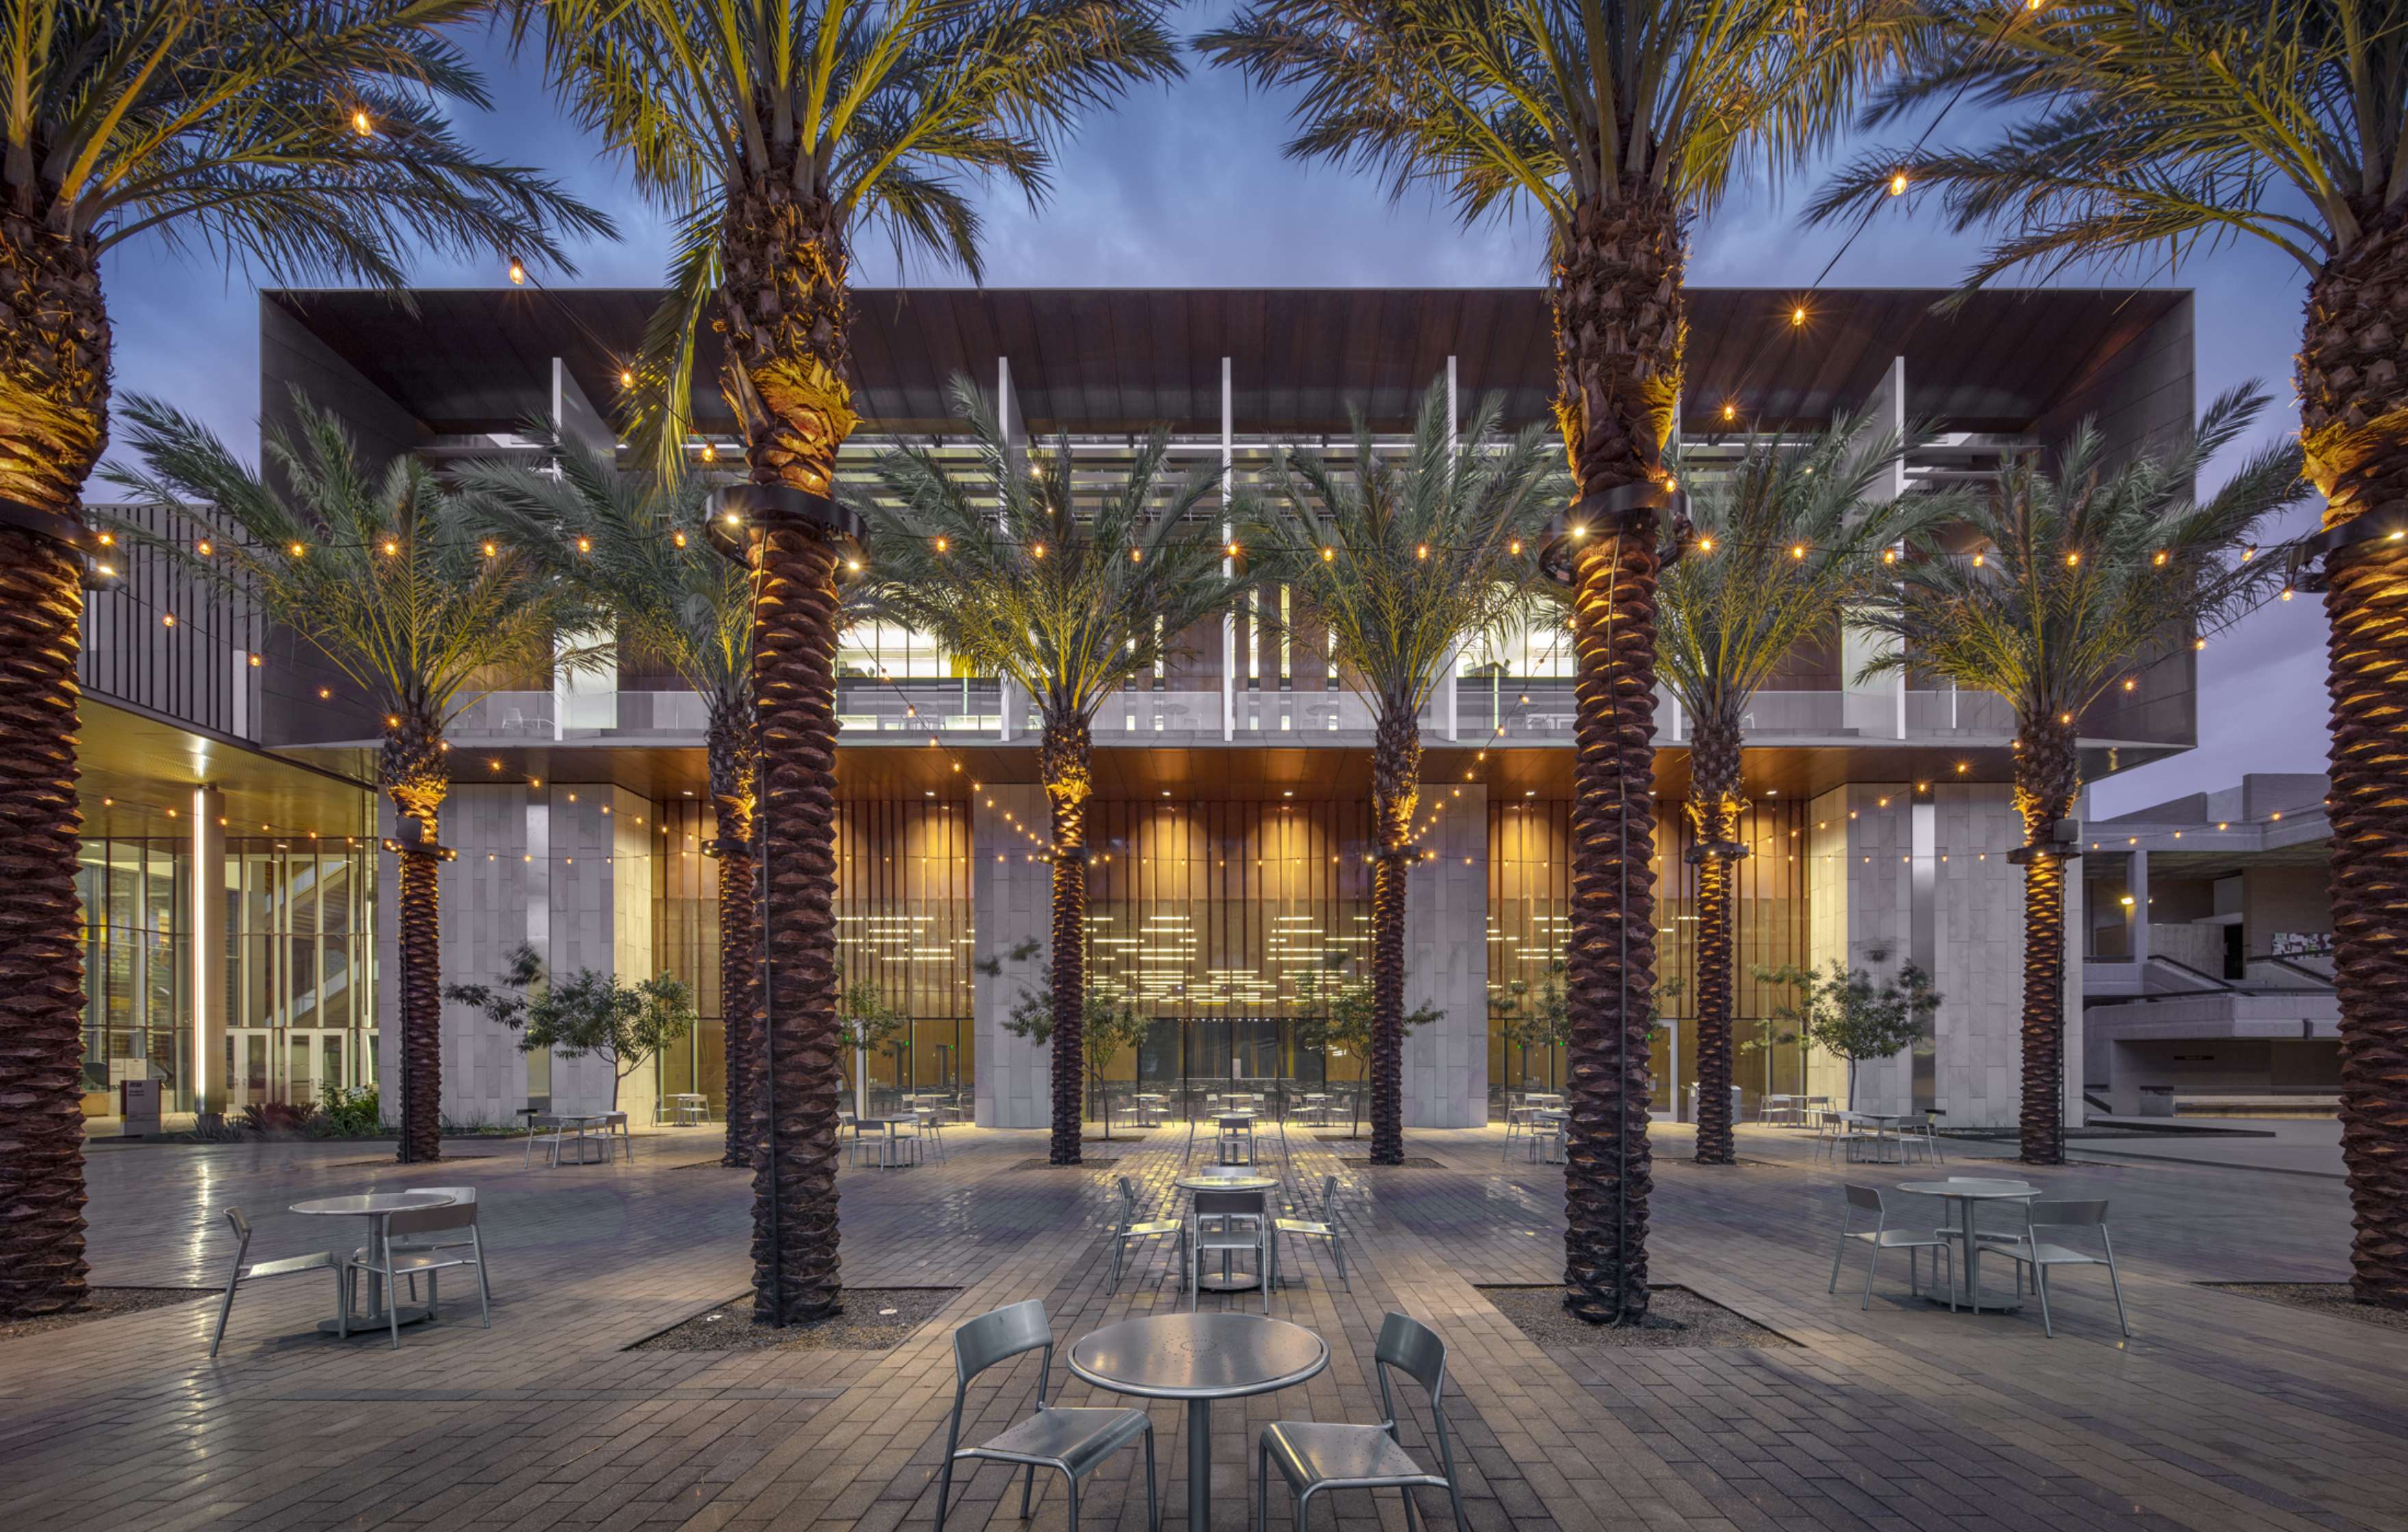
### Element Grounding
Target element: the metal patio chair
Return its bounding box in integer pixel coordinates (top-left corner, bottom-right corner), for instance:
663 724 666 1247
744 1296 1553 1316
342 1198 490 1348
1109 1176 1186 1290
1258 1312 1469 1532
1985 1199 2132 1338
1274 1174 1349 1292
1829 1185 1954 1310
1190 1189 1270 1313
208 1208 342 1358
932 1299 1157 1532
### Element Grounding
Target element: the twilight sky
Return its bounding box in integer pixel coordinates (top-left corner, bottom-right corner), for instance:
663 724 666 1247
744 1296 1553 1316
98 13 2326 817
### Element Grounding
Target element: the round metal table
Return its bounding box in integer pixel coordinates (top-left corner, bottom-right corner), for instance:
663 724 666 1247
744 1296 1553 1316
1069 1313 1329 1532
289 1191 456 1334
1900 1178 2041 1312
1174 1172 1280 1291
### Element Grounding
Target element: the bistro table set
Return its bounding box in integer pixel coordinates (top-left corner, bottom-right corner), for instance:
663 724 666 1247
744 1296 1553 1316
1831 1174 2133 1337
210 1187 493 1353
934 1302 1469 1532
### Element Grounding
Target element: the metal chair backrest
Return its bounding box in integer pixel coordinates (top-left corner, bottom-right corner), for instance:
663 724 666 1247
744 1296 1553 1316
1313 1174 1340 1223
1843 1184 1884 1215
1115 1176 1141 1229
226 1206 253 1245
1372 1312 1459 1480
402 1187 478 1225
384 1200 475 1239
2028 1199 2108 1229
951 1299 1056 1401
1194 1189 1264 1221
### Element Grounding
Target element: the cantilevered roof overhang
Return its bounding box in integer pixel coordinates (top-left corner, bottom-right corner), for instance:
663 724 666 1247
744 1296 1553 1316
265 285 2187 440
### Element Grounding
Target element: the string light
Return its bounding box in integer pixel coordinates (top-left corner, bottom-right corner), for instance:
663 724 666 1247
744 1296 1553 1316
160 613 174 627
1130 547 1143 563
934 536 949 553
1790 543 1806 559
352 108 373 136
2065 551 2080 566
508 256 526 285
1722 402 1737 422
1889 170 1909 195
1415 544 1429 559
1791 305 1807 326
196 540 211 557
576 536 592 554
1880 547 1897 564
701 443 717 464
672 529 688 549
1508 538 1521 555
2152 550 2168 566
1320 546 1335 562
382 539 398 556
1972 552 1985 568
1032 542 1046 559
620 368 634 388
288 542 305 558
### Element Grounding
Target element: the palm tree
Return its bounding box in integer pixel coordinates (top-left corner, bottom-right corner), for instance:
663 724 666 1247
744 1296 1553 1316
524 0 1180 1325
1807 0 2408 1309
1649 417 1946 1163
103 395 575 1164
852 374 1244 1165
1234 378 1560 1164
450 434 768 1170
1854 386 2306 1165
1201 0 1908 1324
0 0 605 1323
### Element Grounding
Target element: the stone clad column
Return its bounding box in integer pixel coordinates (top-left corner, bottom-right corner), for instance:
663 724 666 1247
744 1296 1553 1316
973 786 1051 1128
1404 784 1488 1127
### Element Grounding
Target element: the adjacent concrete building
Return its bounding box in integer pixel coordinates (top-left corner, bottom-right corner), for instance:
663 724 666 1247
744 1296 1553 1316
2082 775 2337 1118
78 285 2210 1135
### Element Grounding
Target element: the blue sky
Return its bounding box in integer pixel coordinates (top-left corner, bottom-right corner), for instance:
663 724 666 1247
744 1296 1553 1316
99 16 2325 815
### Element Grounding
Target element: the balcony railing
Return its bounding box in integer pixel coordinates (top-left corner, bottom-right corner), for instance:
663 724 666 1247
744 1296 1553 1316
443 676 2021 746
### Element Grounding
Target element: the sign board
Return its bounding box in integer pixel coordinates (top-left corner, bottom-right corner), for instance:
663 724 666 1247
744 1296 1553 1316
2271 931 2334 958
120 1078 161 1137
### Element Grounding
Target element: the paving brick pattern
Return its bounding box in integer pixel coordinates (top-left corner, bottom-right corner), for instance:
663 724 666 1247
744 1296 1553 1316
3 1122 2402 1532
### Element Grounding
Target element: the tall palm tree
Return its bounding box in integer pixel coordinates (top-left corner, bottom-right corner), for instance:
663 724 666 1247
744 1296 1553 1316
1650 417 1945 1163
102 395 576 1163
0 1 604 1321
1201 0 1909 1324
1233 378 1560 1165
1807 0 2408 1309
1854 386 2306 1165
852 374 1244 1165
524 0 1181 1324
451 433 767 1170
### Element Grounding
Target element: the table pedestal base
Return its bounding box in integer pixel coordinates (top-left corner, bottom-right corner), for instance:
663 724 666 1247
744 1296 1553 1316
1186 1397 1212 1532
1193 1272 1261 1293
320 1304 434 1335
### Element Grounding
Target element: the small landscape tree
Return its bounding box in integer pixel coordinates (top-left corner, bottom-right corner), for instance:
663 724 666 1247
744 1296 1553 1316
1750 958 1939 1111
837 977 910 1118
447 945 697 1112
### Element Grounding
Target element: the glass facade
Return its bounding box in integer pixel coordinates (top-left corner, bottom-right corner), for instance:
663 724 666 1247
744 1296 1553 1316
1081 800 1372 1120
77 834 379 1115
651 798 976 1118
1487 796 1811 1118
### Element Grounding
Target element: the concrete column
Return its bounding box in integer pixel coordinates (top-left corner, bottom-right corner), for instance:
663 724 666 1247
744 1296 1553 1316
1843 356 1909 739
1403 784 1487 1126
1222 356 1236 742
190 784 226 1120
973 786 1051 1128
2127 847 2150 970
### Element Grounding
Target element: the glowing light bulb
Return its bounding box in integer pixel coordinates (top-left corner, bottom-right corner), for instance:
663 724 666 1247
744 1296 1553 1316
507 256 525 285
1889 170 1909 196
620 368 635 388
1792 306 1806 326
352 108 372 136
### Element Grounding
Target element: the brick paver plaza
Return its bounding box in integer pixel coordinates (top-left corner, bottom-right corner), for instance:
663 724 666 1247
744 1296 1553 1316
4 1120 2401 1532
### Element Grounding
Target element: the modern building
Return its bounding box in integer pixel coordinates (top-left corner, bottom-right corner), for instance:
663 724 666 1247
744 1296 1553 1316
2081 774 2337 1118
81 283 2206 1134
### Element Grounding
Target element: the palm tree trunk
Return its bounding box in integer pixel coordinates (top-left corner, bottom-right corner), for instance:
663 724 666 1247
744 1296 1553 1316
0 528 91 1319
1688 713 1743 1166
722 176 854 1325
2302 217 2408 1307
1041 715 1092 1166
1555 192 1683 1325
750 524 844 1323
2012 716 2077 1167
1370 706 1420 1166
382 721 449 1165
709 713 761 1168
0 222 108 1319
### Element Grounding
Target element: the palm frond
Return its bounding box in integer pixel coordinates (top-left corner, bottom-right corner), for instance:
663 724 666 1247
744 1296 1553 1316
1197 0 1915 229
847 371 1246 723
1808 0 2408 281
97 388 573 740
1231 376 1566 721
10 1 612 285
1853 384 2310 728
